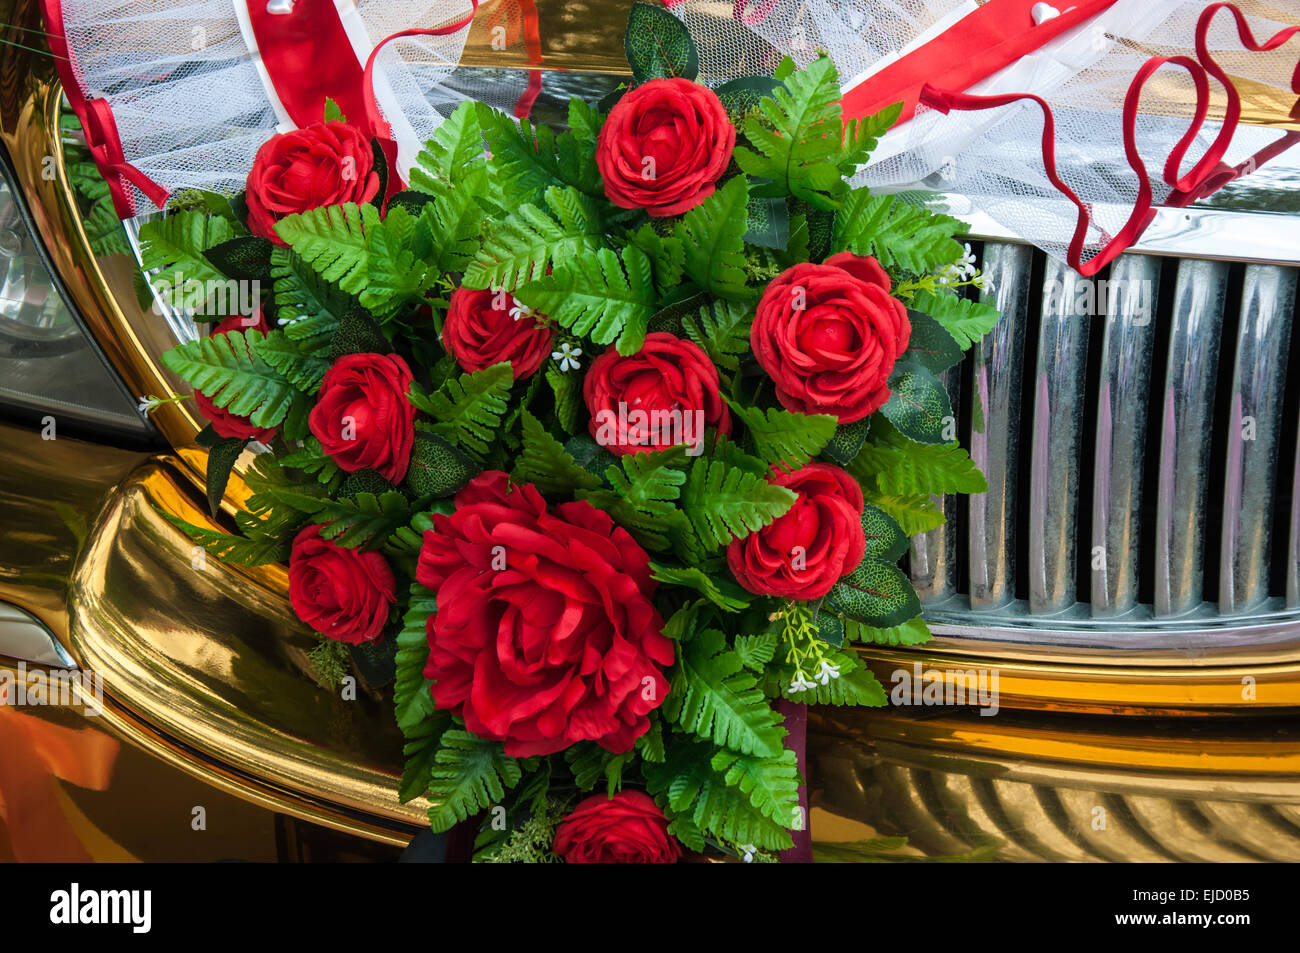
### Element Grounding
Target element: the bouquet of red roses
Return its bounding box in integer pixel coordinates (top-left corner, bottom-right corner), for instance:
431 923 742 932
143 3 996 862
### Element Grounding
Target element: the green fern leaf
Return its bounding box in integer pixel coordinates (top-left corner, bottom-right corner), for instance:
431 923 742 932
831 190 967 272
674 175 750 299
731 56 847 211
643 738 793 851
663 628 785 757
162 329 298 428
269 247 358 355
513 245 656 356
411 363 513 459
273 203 378 295
680 456 797 549
909 288 1001 349
728 400 837 468
734 632 777 671
409 100 488 194
251 330 331 394
577 447 689 552
158 511 289 566
426 728 523 832
844 615 932 647
513 410 602 494
463 186 603 292
710 746 800 824
680 300 753 374
474 101 603 203
864 492 946 537
649 561 751 611
138 211 237 313
852 427 988 497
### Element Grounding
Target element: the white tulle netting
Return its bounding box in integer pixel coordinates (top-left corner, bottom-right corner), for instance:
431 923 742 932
54 0 482 212
669 0 1300 265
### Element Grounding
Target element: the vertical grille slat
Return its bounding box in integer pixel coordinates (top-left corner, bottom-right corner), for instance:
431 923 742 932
1091 255 1161 616
1220 265 1297 614
909 366 961 602
1154 260 1229 618
1028 260 1092 614
1290 420 1300 608
967 242 1032 610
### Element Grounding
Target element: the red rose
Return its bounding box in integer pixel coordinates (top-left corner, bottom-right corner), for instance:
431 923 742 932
246 121 381 246
309 353 415 484
596 77 736 217
584 332 731 456
415 472 673 757
553 791 682 864
751 253 911 423
727 463 866 599
194 308 277 442
288 524 396 644
443 287 554 379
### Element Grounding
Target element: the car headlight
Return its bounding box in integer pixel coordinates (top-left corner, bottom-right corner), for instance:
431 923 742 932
0 157 155 442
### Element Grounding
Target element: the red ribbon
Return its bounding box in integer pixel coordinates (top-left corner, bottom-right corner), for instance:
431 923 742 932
908 3 1300 275
40 0 170 217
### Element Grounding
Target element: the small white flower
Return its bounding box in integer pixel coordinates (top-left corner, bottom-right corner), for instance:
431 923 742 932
815 659 841 685
137 395 160 416
508 301 534 322
953 243 978 281
975 272 995 295
552 342 583 372
788 670 817 694
740 844 758 863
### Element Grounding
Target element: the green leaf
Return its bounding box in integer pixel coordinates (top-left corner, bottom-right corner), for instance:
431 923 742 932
680 299 753 374
409 100 487 194
158 510 288 566
727 400 836 468
204 438 245 518
816 612 844 648
731 56 848 211
280 438 341 488
204 235 274 282
163 329 298 428
839 102 903 170
565 743 632 795
744 194 790 250
910 288 1000 350
715 75 785 128
711 746 800 826
473 102 603 205
625 224 686 297
273 203 379 295
577 447 689 552
860 503 909 562
250 329 331 394
394 581 438 734
680 456 797 549
822 417 872 464
664 628 785 757
624 0 698 82
826 560 922 628
674 175 750 299
880 363 953 444
411 363 513 459
545 367 581 435
513 244 656 356
903 309 965 374
852 425 988 497
643 738 793 851
312 491 415 550
358 203 428 318
463 186 603 292
772 649 887 705
734 632 777 671
404 430 481 498
844 615 932 647
650 561 752 611
830 190 966 272
426 729 523 832
138 211 237 312
867 492 946 537
269 247 358 354
513 410 602 494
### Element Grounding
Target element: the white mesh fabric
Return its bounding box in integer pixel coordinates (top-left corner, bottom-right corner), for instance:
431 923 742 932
55 0 476 211
669 0 1300 265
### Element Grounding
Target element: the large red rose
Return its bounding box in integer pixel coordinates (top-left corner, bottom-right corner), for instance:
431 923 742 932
584 332 731 456
443 286 554 379
194 309 277 442
415 472 673 757
727 463 866 599
751 253 911 423
246 121 380 246
308 353 415 484
596 77 735 217
288 524 396 644
553 791 682 864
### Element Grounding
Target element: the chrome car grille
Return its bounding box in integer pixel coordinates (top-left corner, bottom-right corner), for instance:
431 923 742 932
910 238 1300 654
